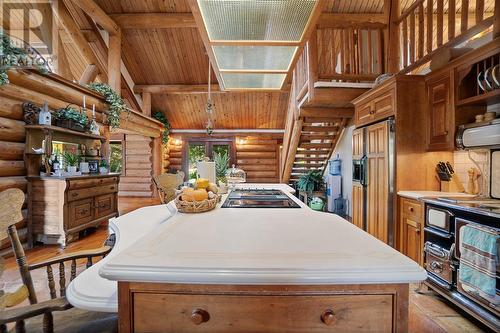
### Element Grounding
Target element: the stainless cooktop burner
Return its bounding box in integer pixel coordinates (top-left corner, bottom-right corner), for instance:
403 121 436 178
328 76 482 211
222 189 301 208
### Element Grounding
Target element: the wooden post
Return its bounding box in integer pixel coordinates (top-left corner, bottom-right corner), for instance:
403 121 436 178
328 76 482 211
142 92 152 117
79 64 99 84
108 31 122 93
494 0 500 39
67 0 119 35
385 0 401 73
152 137 163 198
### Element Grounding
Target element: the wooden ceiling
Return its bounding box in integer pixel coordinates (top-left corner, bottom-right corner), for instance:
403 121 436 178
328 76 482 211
3 0 496 129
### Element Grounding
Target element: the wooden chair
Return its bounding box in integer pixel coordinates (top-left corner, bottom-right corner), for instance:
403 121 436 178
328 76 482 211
0 188 115 333
153 171 185 204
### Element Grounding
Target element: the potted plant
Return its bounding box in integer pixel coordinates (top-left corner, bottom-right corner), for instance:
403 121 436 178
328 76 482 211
53 106 88 132
63 152 79 173
296 170 324 193
99 159 108 174
214 152 229 194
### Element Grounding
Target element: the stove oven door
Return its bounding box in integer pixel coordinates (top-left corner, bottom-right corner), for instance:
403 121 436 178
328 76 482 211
426 205 453 234
424 242 454 289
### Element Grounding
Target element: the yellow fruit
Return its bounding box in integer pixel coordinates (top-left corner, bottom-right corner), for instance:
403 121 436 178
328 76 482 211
207 183 218 194
181 188 195 202
195 178 209 189
192 189 209 201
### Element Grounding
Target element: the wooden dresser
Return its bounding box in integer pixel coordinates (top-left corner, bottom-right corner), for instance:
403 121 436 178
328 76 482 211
28 174 119 246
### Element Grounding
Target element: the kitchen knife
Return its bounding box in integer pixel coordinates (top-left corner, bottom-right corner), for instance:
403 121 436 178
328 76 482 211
436 163 451 181
446 162 454 174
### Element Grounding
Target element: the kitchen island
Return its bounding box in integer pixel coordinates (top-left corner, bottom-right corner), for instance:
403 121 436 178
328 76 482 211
68 184 426 332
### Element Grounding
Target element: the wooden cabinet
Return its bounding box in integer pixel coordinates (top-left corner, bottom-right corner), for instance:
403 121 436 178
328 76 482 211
28 174 119 246
353 85 395 127
120 282 409 333
352 183 364 229
427 73 454 151
366 122 389 243
352 128 364 158
399 197 424 265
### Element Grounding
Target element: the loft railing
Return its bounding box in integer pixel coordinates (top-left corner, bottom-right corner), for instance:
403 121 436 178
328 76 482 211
397 0 496 73
317 28 384 82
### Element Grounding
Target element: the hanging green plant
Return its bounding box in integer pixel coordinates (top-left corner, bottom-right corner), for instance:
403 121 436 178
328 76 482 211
0 29 50 86
86 83 127 128
152 111 171 145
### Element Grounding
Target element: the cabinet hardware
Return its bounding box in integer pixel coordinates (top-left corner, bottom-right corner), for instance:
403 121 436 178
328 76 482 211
321 309 336 325
191 309 210 325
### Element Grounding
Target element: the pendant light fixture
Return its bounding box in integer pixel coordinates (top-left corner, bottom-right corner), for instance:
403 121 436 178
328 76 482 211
205 61 215 135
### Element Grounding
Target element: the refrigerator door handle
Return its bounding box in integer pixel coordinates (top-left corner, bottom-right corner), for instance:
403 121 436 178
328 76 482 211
360 155 368 187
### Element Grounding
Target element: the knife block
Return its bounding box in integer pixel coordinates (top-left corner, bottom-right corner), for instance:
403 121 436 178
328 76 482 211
440 174 465 193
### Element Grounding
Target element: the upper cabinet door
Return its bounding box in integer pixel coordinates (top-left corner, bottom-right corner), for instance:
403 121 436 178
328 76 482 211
352 128 364 158
427 74 454 151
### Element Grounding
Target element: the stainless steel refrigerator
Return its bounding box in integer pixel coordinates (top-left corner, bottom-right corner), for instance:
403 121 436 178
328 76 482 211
352 118 396 246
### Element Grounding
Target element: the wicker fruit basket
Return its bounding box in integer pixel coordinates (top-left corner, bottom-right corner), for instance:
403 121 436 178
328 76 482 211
174 195 219 213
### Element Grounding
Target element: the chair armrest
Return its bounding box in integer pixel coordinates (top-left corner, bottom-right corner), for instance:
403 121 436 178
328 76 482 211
0 297 70 324
28 246 111 270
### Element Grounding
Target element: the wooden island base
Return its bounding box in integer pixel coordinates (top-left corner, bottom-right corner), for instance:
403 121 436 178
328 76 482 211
118 282 409 333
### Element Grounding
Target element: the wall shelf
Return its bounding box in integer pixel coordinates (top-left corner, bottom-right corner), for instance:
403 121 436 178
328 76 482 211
456 89 500 107
25 125 106 142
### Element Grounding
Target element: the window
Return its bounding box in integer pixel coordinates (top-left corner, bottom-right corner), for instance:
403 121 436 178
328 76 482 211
109 141 123 173
183 139 235 181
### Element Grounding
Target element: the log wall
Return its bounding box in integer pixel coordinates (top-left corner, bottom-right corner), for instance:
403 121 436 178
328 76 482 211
166 135 281 183
119 134 154 197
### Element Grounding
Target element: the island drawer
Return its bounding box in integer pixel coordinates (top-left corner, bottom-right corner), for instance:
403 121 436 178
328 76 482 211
132 293 394 332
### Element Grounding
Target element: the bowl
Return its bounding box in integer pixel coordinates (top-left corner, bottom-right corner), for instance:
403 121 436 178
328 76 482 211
492 64 500 89
477 71 488 91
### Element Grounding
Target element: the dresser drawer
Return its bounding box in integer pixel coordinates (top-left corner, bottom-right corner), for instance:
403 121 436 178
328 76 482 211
67 177 118 190
401 198 423 220
68 198 94 229
68 184 118 202
133 293 393 333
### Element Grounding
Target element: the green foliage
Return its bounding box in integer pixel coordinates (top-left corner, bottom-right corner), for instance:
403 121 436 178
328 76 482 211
87 83 126 128
54 106 88 126
296 170 324 192
63 152 79 167
189 170 198 180
109 143 122 173
152 111 170 145
0 29 49 86
188 144 205 166
99 159 108 168
214 151 229 183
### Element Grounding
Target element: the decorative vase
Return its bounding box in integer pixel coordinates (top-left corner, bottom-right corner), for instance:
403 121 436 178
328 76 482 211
99 167 108 174
67 166 77 173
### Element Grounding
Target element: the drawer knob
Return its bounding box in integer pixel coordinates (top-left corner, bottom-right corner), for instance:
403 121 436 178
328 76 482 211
409 207 414 212
191 309 209 325
321 309 336 326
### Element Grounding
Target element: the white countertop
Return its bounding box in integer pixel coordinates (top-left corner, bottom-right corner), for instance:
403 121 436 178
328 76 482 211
68 185 426 312
397 191 476 200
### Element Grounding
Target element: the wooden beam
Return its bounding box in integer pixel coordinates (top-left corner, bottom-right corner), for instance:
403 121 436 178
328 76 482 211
317 13 386 29
109 13 196 29
55 1 107 82
134 84 219 94
385 0 401 73
108 32 122 93
67 0 119 35
142 92 151 117
79 64 99 84
300 107 354 119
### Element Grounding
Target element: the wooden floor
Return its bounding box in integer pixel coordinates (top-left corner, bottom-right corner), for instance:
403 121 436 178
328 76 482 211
2 197 489 332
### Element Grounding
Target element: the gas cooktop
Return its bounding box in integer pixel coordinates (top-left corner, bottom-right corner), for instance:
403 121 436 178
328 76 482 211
433 196 500 217
221 189 301 208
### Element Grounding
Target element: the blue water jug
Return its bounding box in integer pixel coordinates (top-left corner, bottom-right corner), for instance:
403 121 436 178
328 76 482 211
329 155 341 175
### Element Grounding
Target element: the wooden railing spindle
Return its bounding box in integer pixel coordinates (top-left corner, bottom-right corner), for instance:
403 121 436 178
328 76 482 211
59 262 66 297
410 11 416 64
367 30 373 74
448 0 456 40
377 29 383 73
402 18 408 67
15 320 25 333
70 258 77 281
426 0 433 53
436 0 444 45
475 0 484 23
461 0 469 33
46 265 57 299
418 3 425 59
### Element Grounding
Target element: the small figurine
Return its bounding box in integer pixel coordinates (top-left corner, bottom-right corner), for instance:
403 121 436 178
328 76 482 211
89 104 100 135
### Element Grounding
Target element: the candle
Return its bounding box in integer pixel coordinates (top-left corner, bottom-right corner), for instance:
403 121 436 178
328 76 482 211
83 95 86 109
92 104 95 117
